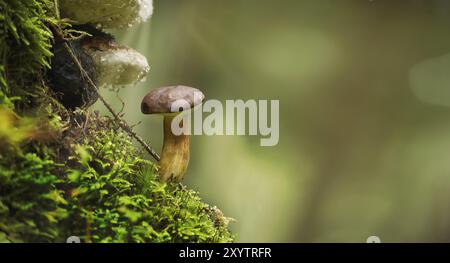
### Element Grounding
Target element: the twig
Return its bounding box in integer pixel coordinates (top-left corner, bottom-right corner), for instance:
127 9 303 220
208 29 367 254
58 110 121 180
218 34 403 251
114 89 126 116
130 120 142 129
62 42 161 162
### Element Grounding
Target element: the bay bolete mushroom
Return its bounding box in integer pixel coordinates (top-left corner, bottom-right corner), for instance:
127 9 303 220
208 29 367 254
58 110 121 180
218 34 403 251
141 86 205 182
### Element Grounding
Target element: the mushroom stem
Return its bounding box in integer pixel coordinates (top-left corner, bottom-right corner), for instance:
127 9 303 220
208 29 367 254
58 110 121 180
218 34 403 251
159 116 190 182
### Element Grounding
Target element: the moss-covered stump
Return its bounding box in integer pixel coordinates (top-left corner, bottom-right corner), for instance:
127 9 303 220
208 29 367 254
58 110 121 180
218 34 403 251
0 0 234 242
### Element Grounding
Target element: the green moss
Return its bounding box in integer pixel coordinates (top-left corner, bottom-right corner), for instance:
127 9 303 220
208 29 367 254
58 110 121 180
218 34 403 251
0 115 234 242
0 0 235 243
0 0 54 109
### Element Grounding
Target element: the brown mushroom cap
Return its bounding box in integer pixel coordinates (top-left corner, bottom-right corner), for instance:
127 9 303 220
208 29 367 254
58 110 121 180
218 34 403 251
141 85 205 114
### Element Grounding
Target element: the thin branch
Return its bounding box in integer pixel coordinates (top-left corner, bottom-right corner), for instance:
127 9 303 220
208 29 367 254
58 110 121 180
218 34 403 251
114 89 126 116
62 42 161 162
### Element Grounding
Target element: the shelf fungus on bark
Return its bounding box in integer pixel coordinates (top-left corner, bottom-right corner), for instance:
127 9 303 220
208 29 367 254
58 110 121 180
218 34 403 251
80 28 150 86
141 86 205 182
59 0 154 28
48 26 150 109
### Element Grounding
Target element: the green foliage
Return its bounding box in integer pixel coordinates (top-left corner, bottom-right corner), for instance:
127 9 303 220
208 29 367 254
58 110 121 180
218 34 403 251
0 119 235 242
0 151 65 242
0 0 54 108
60 127 234 243
0 107 36 151
0 0 235 243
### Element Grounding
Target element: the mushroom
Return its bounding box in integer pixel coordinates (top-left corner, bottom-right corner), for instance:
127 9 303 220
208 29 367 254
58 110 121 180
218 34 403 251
59 0 154 28
141 86 205 182
80 30 150 86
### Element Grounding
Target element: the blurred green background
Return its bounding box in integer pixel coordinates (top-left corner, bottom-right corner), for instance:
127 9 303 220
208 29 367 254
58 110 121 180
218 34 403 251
93 0 450 242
